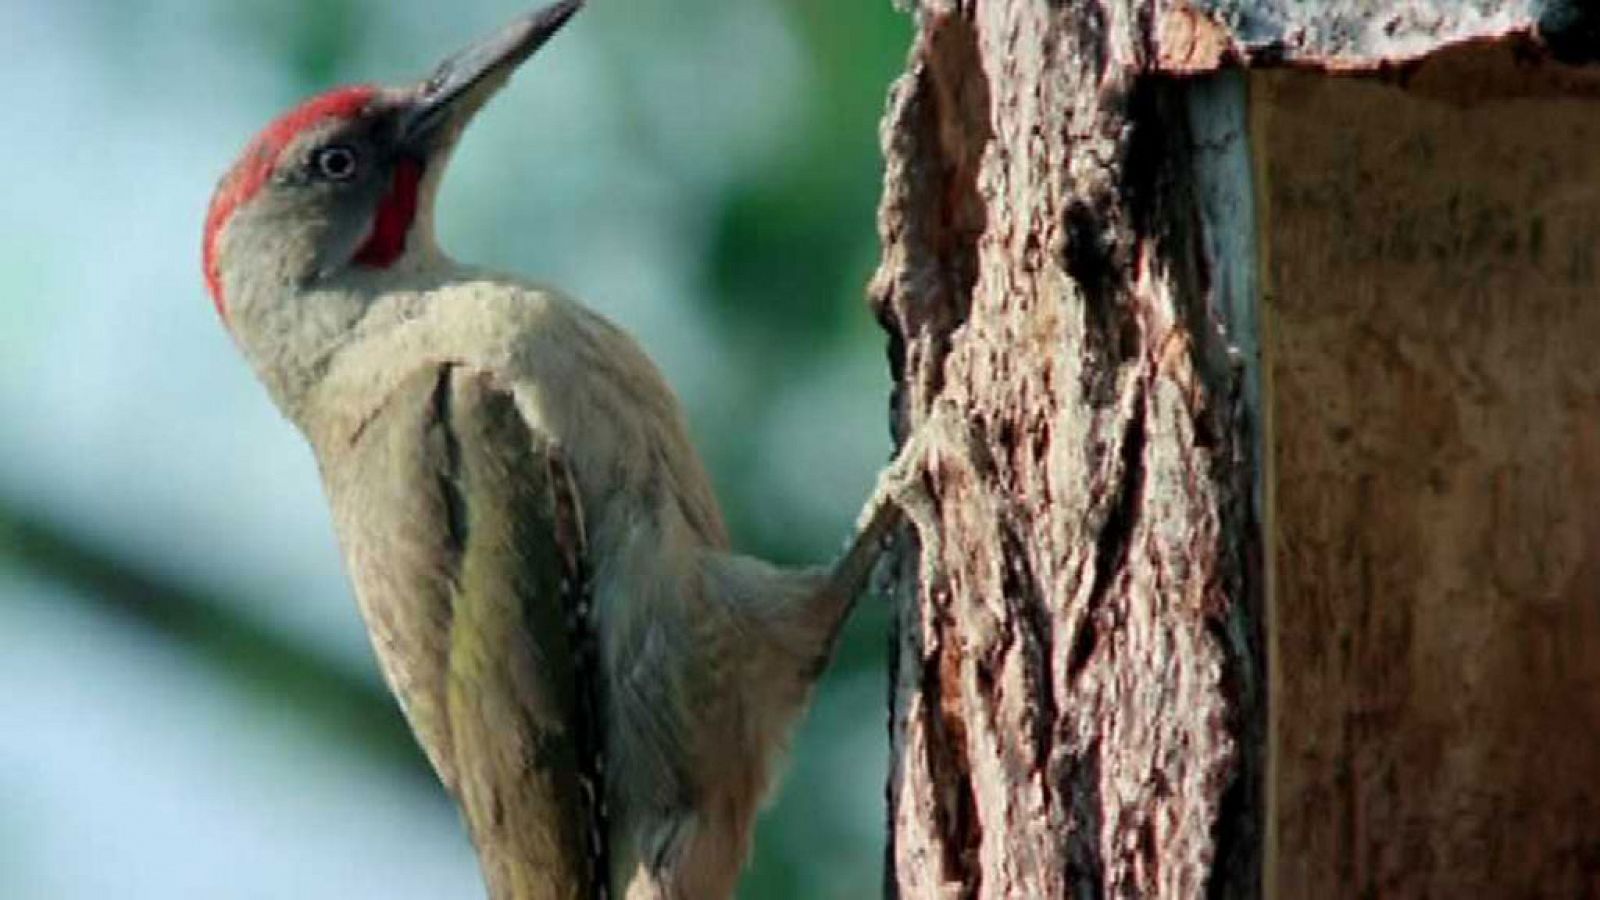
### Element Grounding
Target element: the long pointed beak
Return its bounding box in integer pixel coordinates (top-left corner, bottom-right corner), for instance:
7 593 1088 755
399 0 582 148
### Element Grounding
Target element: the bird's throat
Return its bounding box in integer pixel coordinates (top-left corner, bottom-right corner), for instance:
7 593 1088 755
355 158 425 269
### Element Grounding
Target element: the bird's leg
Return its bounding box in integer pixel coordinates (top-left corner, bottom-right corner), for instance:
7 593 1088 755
822 398 970 612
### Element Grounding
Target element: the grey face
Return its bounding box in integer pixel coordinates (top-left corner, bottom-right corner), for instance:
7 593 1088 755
236 106 411 289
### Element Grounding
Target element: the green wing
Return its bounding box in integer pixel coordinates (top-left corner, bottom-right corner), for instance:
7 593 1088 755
325 363 602 900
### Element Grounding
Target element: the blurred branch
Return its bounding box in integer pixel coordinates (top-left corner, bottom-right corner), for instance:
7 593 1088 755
0 499 438 793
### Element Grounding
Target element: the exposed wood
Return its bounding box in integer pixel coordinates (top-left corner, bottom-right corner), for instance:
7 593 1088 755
0 498 436 787
1255 42 1600 898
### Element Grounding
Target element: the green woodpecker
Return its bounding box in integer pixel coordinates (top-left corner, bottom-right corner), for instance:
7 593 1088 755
202 3 932 898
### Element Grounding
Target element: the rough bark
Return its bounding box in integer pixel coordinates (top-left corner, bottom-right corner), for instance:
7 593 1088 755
870 3 1260 898
872 1 1600 898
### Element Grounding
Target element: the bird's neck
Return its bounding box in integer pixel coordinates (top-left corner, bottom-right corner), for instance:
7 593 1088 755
228 285 366 428
228 242 463 427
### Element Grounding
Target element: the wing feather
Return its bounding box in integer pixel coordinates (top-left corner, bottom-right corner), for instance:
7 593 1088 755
322 363 603 900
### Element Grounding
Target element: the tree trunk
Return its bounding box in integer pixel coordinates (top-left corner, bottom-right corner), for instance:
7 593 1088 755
871 3 1261 897
871 1 1599 897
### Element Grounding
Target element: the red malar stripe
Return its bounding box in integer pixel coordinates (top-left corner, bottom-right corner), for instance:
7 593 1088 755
354 157 425 269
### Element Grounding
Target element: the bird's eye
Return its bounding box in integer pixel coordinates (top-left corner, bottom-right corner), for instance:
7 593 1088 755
313 145 359 181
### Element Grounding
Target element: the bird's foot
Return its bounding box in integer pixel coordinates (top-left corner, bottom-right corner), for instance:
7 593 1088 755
861 397 971 589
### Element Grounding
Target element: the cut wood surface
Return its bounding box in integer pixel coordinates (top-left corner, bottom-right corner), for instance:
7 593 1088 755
1257 43 1600 898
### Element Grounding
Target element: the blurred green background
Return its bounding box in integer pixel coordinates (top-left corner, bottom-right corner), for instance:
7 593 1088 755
0 1 909 897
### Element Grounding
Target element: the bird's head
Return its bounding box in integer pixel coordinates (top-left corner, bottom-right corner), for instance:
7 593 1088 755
202 1 580 346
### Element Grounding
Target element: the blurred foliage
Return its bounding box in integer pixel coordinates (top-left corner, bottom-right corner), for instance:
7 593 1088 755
708 0 907 343
223 0 368 92
708 0 910 575
0 501 438 791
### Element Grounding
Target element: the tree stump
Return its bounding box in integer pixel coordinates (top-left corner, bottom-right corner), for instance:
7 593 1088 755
872 1 1600 896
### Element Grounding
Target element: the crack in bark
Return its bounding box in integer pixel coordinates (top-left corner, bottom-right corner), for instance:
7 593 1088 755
1065 740 1107 900
1093 387 1150 606
998 519 1057 777
926 615 982 898
1069 385 1149 682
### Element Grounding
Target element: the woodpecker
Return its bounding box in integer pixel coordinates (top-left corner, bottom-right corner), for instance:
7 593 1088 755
203 4 932 898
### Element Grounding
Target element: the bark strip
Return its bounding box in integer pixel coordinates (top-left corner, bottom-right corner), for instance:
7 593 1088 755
873 2 1260 897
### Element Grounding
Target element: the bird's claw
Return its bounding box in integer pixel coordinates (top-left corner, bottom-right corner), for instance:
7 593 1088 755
864 398 970 589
